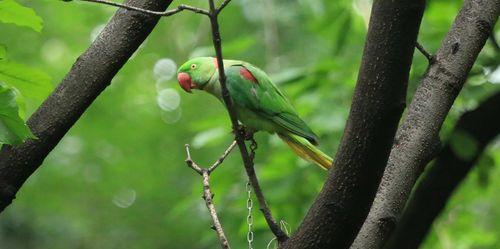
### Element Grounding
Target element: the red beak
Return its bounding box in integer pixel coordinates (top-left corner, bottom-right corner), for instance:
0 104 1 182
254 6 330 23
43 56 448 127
177 72 194 93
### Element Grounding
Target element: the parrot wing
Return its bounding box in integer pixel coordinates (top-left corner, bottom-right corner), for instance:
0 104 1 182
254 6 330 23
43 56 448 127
224 62 319 144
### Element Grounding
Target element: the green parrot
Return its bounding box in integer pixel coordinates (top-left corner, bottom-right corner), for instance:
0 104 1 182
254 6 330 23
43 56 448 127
177 57 332 170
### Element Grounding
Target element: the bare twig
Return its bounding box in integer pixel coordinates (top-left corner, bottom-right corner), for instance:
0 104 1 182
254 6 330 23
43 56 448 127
185 144 203 174
78 0 210 16
217 0 232 14
416 42 435 64
201 170 230 249
208 140 237 172
206 0 289 242
184 143 234 249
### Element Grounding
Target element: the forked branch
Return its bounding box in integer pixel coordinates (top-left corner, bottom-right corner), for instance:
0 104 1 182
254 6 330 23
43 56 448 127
184 142 237 249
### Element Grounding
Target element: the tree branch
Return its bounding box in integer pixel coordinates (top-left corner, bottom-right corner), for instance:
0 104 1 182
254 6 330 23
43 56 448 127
208 140 237 173
352 1 500 248
384 91 500 249
281 1 426 248
206 0 288 242
415 42 435 64
216 0 232 14
0 0 172 212
79 0 210 16
185 143 234 249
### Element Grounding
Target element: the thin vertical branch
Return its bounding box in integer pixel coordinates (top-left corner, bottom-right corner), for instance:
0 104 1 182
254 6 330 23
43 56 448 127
201 170 230 249
206 0 288 242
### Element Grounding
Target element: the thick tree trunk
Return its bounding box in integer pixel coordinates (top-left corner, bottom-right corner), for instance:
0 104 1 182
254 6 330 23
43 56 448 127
281 1 426 248
384 91 500 249
352 1 500 248
0 0 172 212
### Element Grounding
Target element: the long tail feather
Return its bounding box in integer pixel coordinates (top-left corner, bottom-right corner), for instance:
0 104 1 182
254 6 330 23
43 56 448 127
278 133 333 170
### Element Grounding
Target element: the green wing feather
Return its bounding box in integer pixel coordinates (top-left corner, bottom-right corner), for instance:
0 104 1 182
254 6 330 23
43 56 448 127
224 61 318 144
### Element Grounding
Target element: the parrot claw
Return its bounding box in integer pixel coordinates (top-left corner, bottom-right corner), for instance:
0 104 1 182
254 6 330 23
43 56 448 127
232 125 255 140
244 129 255 141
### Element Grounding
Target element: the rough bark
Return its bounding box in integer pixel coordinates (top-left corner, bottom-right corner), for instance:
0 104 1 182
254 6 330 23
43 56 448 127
352 1 500 248
281 1 426 248
384 91 500 249
0 0 172 212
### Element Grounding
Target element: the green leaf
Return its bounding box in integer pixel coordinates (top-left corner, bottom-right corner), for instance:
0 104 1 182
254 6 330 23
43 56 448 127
0 82 34 145
0 0 43 32
0 60 52 100
449 130 479 160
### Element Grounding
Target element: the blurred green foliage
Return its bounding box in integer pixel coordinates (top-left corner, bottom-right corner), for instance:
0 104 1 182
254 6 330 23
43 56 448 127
0 0 498 248
0 0 49 144
0 0 43 32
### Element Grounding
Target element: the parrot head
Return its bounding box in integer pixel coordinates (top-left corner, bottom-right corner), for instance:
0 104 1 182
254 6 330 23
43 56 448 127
177 57 216 93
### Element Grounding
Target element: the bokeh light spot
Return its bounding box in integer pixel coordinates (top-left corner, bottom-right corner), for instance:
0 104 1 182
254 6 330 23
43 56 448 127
160 107 182 124
157 88 181 111
192 128 226 149
153 58 177 82
112 188 136 208
41 39 68 65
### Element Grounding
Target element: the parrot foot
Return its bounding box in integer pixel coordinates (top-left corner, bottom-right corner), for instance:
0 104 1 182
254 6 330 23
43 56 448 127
233 124 255 140
244 129 256 141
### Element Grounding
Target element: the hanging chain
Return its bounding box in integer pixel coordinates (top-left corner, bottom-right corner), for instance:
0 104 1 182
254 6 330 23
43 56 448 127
246 181 254 249
246 136 258 249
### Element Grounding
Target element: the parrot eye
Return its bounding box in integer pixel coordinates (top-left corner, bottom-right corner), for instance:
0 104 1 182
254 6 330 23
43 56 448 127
190 64 197 70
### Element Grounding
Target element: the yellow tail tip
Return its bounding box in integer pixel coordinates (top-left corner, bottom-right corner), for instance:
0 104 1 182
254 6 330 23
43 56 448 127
278 133 333 170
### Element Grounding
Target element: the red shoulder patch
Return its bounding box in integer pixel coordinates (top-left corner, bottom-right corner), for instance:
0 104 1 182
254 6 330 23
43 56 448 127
213 58 218 69
239 67 258 84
